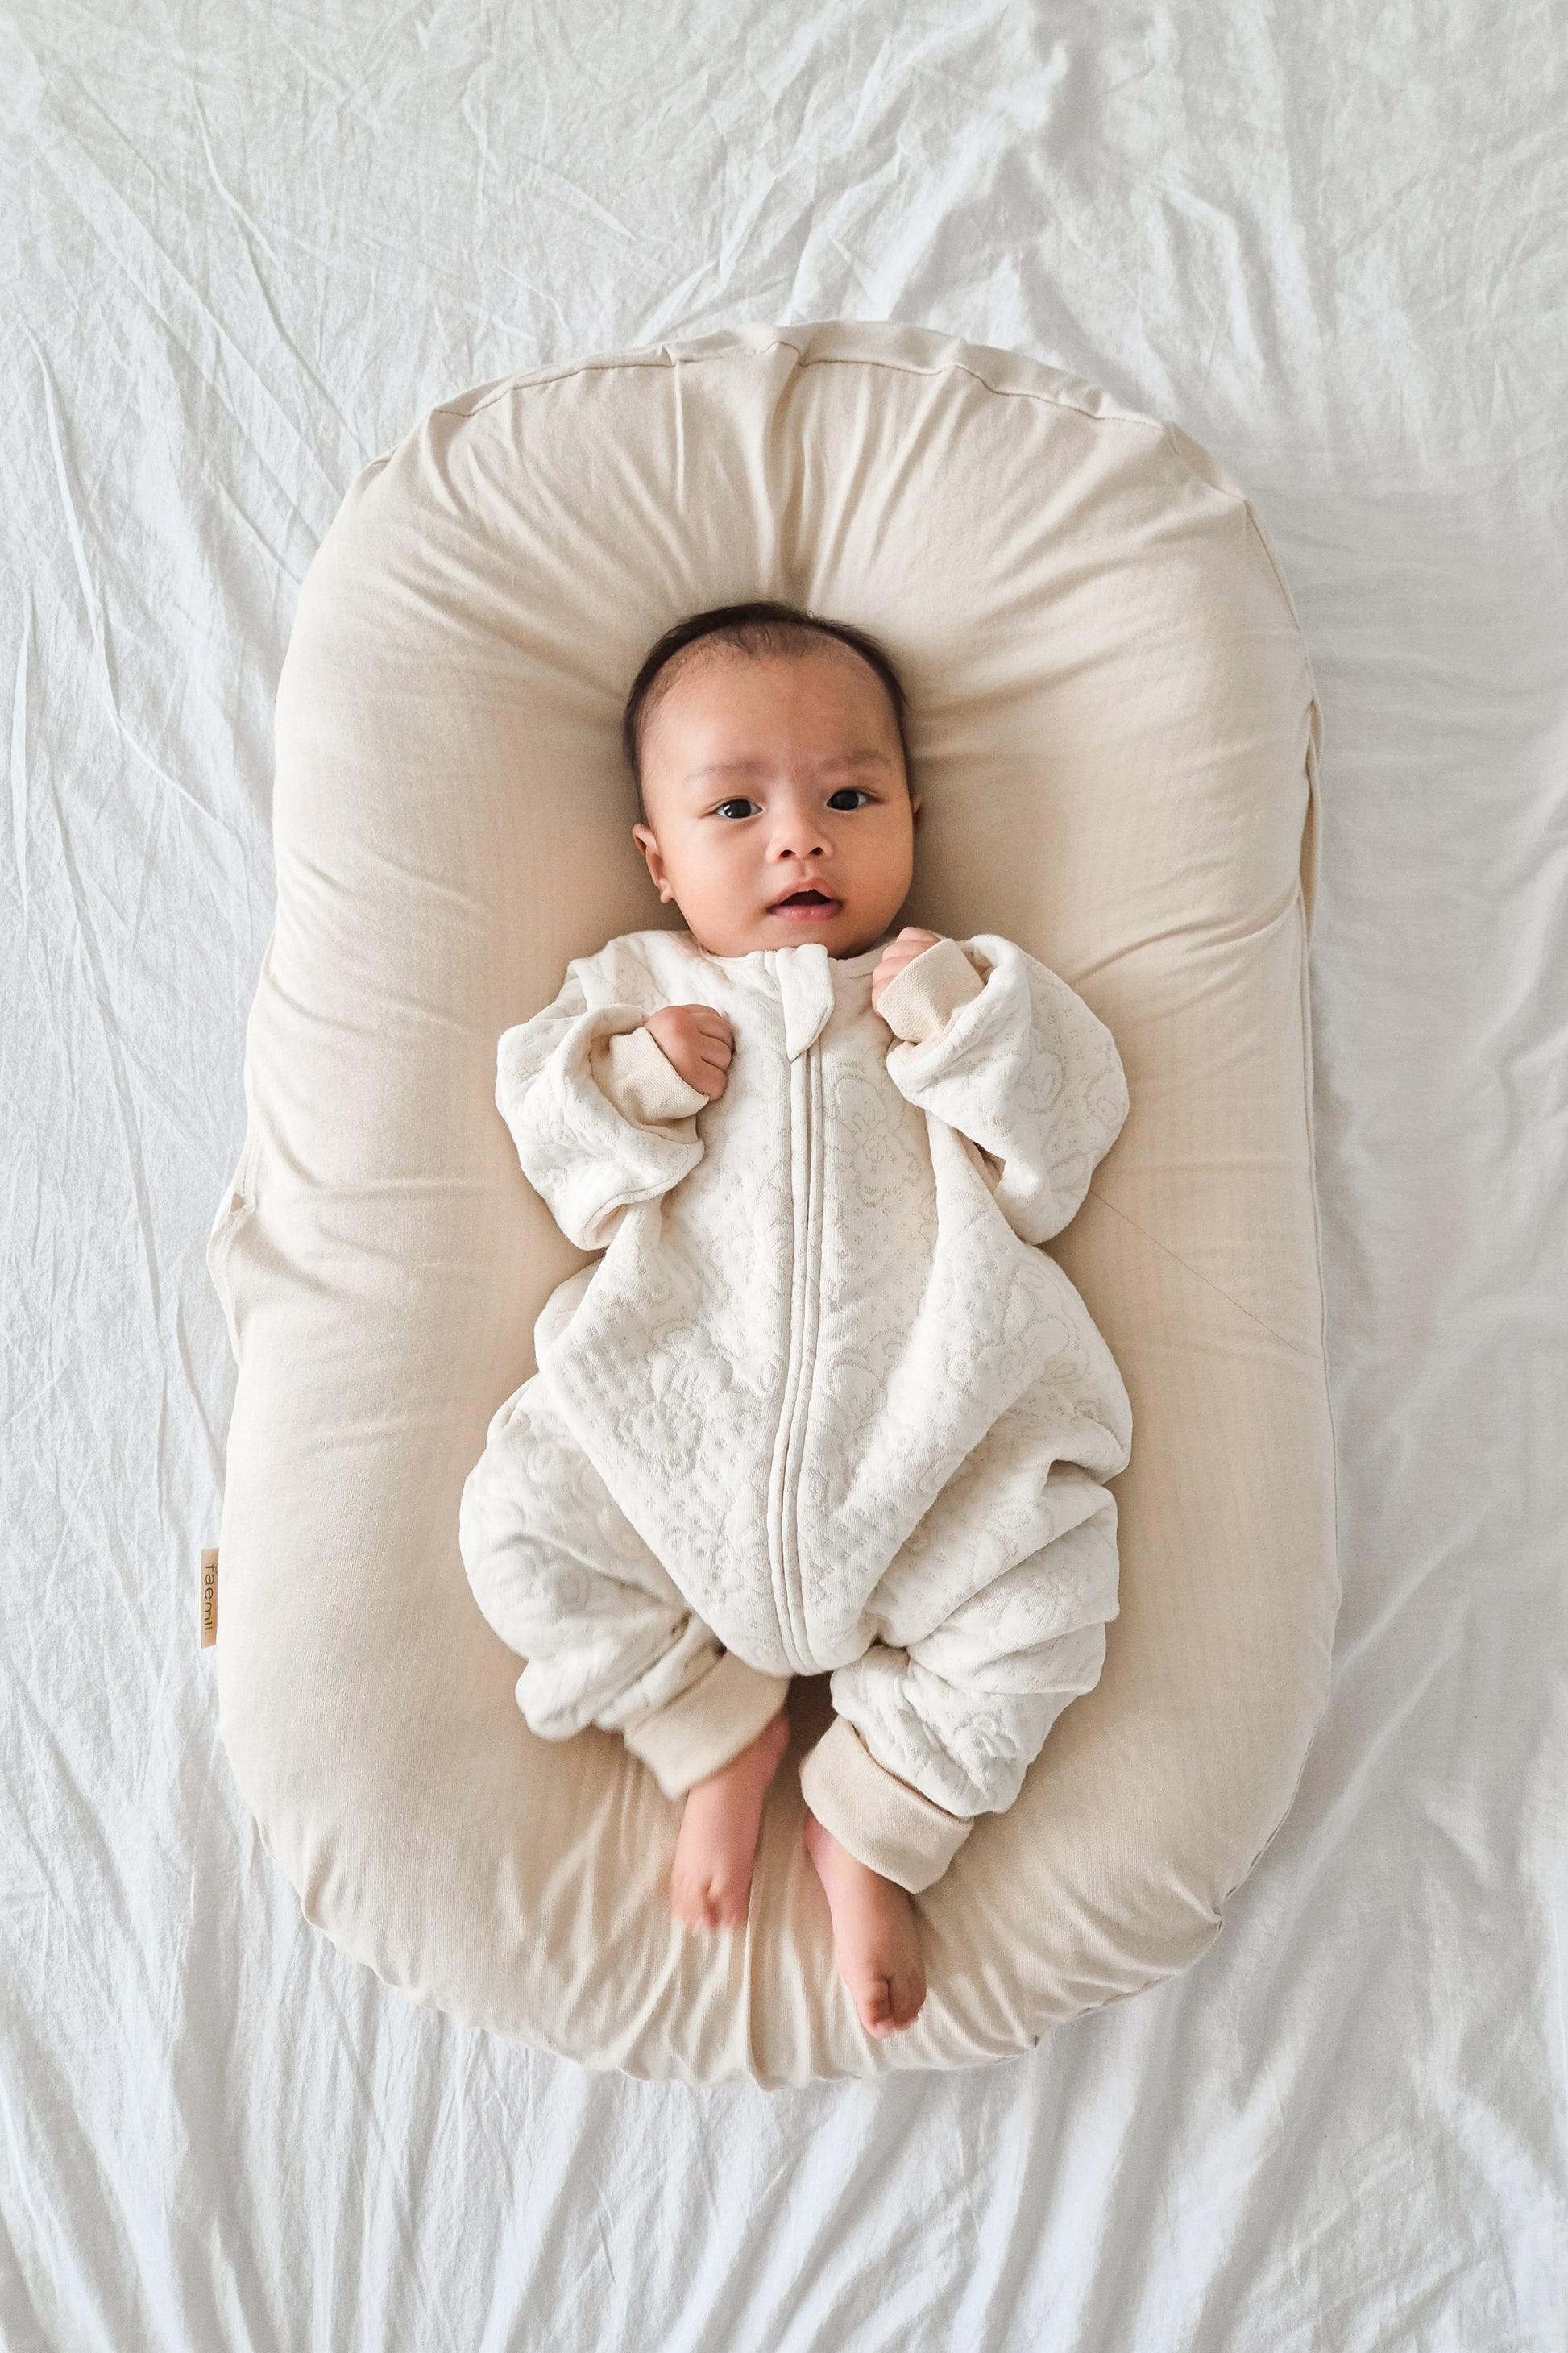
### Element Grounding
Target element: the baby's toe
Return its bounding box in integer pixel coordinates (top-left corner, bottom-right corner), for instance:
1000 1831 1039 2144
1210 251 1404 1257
860 1965 926 2036
859 1974 897 2036
892 1969 927 2029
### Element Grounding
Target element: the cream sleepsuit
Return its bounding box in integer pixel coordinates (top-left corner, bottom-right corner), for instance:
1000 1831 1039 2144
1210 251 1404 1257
458 928 1133 1894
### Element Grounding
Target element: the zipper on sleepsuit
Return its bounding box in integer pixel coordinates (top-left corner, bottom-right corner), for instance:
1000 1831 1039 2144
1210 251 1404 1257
768 1035 823 1670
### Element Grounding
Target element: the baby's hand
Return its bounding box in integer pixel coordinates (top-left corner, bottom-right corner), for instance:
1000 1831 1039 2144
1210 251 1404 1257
645 1003 735 1101
870 928 943 1019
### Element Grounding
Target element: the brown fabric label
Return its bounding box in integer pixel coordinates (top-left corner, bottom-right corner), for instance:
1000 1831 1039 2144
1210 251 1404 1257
199 1548 218 1649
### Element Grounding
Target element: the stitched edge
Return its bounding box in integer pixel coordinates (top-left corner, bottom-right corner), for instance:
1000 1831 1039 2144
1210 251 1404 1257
430 335 1167 434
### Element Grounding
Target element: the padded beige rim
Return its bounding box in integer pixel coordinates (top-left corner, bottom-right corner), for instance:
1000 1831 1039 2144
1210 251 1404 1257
209 321 1338 2086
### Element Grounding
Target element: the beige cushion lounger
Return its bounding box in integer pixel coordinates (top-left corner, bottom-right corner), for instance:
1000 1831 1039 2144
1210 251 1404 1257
207 319 1338 2087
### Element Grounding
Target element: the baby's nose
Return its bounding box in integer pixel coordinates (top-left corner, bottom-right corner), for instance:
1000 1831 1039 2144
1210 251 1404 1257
769 802 828 856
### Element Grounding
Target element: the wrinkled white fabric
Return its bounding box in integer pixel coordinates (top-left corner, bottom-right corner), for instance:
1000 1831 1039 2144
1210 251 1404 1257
460 928 1131 1851
8 0 1568 2344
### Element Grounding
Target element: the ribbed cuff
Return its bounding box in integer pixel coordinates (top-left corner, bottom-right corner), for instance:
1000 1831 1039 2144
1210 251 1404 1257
877 936 985 1045
591 1023 711 1125
798 1716 973 1894
622 1652 792 1799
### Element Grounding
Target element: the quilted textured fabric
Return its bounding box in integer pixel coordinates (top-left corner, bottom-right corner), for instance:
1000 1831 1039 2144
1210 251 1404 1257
458 928 1132 1890
205 320 1337 2085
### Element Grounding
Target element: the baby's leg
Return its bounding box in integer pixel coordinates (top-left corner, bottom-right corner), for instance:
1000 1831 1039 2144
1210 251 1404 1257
460 1378 790 1928
821 1496 1118 1820
799 1371 1125 2033
799 1493 1120 2033
670 1709 792 1933
806 1493 1119 1856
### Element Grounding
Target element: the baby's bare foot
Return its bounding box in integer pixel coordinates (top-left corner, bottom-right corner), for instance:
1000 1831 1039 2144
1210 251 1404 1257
670 1710 790 1933
802 1808 927 2037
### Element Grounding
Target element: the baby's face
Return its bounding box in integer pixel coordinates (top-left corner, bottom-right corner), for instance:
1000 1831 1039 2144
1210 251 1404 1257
632 645 922 960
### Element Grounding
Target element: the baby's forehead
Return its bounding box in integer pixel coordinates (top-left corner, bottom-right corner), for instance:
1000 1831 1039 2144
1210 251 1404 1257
678 635 858 685
657 637 893 723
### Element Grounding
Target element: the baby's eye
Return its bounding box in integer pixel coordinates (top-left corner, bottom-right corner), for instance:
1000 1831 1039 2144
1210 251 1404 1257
826 788 872 811
714 797 761 820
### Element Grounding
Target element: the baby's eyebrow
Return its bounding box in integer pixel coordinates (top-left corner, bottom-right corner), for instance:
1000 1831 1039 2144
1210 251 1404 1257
686 751 894 783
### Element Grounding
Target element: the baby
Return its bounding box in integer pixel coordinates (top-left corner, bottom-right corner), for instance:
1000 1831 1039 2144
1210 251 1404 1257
459 604 1133 2039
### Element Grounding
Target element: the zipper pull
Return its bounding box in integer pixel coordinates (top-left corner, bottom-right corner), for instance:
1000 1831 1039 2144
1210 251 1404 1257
776 944 834 1059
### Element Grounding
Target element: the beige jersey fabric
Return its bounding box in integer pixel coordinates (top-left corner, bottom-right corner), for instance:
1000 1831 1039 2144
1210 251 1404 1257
458 927 1134 1890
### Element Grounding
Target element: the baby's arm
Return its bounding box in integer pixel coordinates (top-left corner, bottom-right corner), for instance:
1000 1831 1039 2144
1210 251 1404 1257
497 969 724 1250
876 930 1129 1243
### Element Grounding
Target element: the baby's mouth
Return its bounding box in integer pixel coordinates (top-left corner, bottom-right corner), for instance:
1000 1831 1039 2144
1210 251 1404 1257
769 887 841 919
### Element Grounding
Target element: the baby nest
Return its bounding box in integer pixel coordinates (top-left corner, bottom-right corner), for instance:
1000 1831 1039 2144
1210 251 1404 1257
207 319 1338 2088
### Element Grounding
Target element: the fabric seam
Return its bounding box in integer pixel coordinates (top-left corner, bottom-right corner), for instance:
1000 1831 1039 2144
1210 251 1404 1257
431 340 1168 435
1084 1185 1325 1363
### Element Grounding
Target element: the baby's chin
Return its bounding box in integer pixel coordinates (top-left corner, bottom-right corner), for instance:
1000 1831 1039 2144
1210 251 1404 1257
670 890 897 961
695 910 891 959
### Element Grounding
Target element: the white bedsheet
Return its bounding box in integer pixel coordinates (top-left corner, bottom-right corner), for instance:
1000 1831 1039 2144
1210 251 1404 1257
4 4 1565 2347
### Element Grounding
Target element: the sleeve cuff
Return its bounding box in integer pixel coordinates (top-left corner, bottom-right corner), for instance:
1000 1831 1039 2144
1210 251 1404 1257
798 1716 973 1894
877 936 985 1046
591 1023 711 1126
622 1652 792 1799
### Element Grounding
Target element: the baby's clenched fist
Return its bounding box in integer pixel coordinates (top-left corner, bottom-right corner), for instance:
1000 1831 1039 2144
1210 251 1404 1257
870 927 942 1018
645 1003 735 1100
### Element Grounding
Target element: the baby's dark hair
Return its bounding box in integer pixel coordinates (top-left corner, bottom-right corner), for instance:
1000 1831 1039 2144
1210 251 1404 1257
621 600 911 817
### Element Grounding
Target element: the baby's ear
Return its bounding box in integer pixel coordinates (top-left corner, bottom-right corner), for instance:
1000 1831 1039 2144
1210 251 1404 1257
631 821 666 888
910 793 923 827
